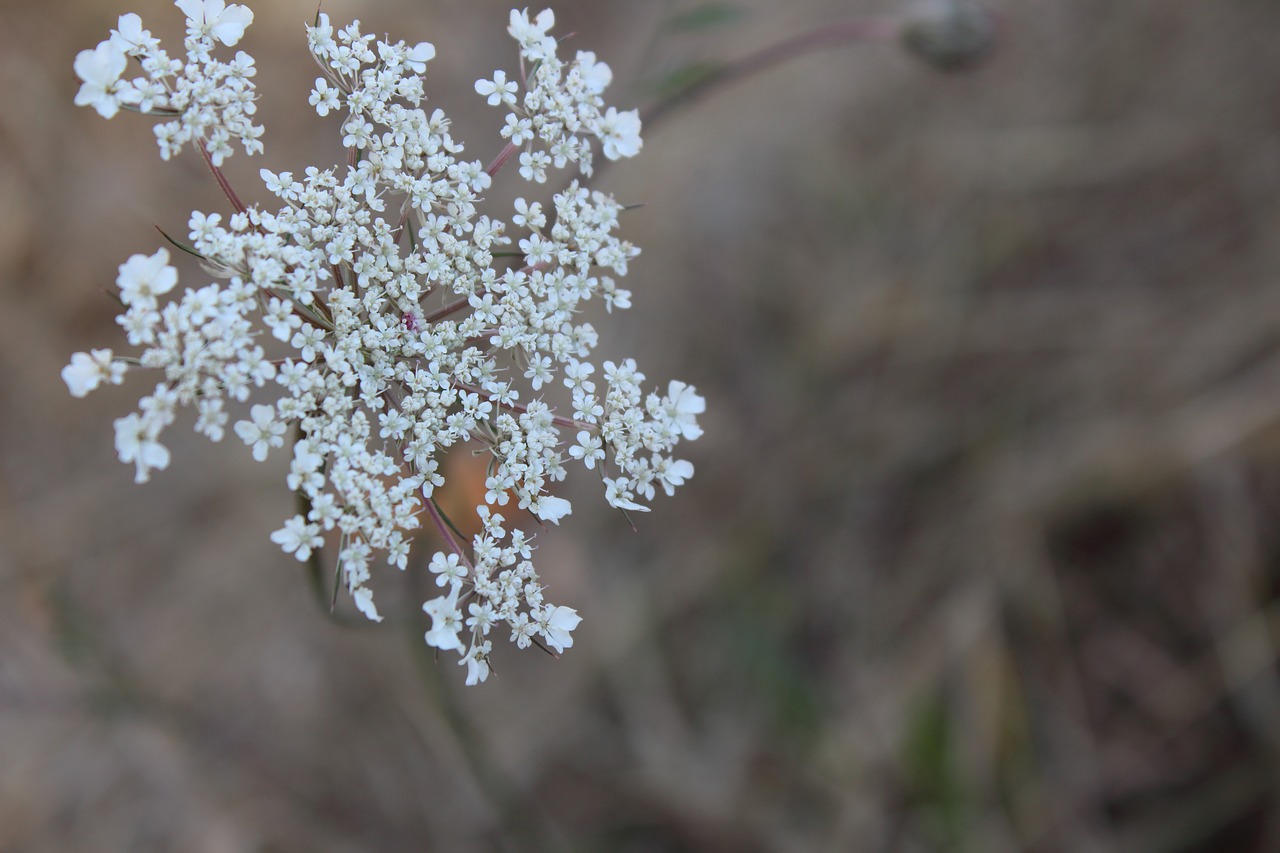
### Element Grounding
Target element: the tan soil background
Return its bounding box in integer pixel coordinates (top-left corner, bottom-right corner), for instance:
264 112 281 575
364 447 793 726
5 0 1280 850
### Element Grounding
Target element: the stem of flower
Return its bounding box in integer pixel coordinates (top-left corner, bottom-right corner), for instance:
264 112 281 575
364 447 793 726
485 141 519 177
426 495 474 568
198 140 247 214
641 17 899 128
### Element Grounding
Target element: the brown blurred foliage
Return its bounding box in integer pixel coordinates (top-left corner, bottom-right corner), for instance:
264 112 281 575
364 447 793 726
4 0 1280 850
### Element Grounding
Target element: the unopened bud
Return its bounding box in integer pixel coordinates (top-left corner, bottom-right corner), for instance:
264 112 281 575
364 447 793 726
900 0 997 72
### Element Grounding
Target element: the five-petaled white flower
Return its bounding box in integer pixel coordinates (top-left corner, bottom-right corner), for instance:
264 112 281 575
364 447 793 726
234 404 286 461
270 515 324 561
475 69 518 106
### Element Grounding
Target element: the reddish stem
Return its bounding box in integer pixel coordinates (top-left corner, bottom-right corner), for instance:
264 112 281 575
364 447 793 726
425 496 474 567
485 142 519 177
641 17 899 127
198 141 247 215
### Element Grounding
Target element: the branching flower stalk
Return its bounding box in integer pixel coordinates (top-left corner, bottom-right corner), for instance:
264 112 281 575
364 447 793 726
65 2 705 685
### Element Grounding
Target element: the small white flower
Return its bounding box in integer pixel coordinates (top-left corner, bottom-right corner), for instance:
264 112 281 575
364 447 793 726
428 551 467 588
475 70 518 106
604 477 649 512
352 586 383 622
175 0 254 47
574 51 612 94
234 403 286 461
62 349 126 398
657 458 694 496
113 413 170 483
461 639 493 685
533 495 571 524
424 588 465 652
110 13 161 53
73 41 128 118
271 514 323 560
117 248 178 309
508 8 556 59
666 380 706 440
599 107 642 160
309 78 341 116
405 41 436 74
537 604 581 654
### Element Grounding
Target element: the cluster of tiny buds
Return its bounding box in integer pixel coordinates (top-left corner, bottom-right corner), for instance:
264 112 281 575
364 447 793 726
67 1 703 685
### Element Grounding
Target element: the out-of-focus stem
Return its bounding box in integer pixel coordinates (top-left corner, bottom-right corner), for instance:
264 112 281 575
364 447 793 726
642 17 899 128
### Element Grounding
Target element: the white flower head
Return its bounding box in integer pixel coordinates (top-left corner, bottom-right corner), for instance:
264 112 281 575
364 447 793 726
68 2 706 686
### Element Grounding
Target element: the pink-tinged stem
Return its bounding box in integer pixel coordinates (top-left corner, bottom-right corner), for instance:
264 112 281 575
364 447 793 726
198 141 247 215
642 17 899 127
485 142 519 177
425 496 474 567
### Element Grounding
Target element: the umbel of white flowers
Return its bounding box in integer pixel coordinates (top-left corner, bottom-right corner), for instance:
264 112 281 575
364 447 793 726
66 1 704 685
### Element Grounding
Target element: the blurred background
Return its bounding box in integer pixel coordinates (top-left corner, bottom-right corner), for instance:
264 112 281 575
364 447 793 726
4 0 1280 849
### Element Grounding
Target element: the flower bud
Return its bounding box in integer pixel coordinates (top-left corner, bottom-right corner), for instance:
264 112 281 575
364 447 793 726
900 0 997 72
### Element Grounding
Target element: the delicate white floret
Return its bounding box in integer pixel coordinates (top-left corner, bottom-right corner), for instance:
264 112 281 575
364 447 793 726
63 349 126 398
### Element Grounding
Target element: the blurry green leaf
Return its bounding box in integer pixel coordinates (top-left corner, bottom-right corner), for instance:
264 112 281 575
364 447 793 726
49 584 92 666
663 3 744 32
647 61 723 99
903 691 968 847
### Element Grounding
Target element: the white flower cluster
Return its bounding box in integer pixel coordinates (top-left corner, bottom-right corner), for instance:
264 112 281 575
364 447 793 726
477 7 642 179
66 3 704 685
75 0 262 165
